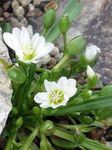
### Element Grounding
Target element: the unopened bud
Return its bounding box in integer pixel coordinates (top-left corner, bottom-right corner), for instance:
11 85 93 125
43 9 56 30
59 14 70 33
66 36 86 57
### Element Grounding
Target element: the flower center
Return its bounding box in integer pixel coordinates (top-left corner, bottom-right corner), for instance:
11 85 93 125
48 89 64 105
23 45 36 60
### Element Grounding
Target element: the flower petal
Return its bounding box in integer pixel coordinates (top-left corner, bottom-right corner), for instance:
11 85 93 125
20 27 31 48
37 42 54 59
12 27 21 42
31 33 39 49
34 92 48 103
58 77 77 98
3 33 22 57
44 80 59 92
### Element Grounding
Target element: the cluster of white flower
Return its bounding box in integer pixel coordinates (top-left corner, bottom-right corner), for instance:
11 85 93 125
0 27 101 136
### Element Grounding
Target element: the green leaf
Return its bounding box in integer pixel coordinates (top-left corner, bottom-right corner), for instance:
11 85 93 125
43 95 112 116
82 138 112 150
0 21 11 33
45 0 82 42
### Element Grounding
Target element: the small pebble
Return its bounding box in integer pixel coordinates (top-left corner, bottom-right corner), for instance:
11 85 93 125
50 47 59 56
12 0 19 9
9 16 20 27
49 57 57 66
28 4 35 12
13 6 25 18
3 2 11 11
41 54 51 65
55 52 63 61
20 17 28 26
18 0 32 7
3 12 10 19
33 0 41 7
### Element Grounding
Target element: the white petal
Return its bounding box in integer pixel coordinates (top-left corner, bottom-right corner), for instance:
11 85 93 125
20 27 31 47
3 33 22 57
40 101 50 108
58 77 77 98
44 80 59 92
36 42 54 59
12 27 21 41
31 33 39 49
34 92 48 103
87 65 95 79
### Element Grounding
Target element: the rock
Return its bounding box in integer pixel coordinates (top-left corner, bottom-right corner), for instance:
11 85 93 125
3 2 11 11
28 4 35 12
13 6 25 18
0 33 12 134
50 47 59 56
41 54 51 65
9 16 20 27
33 0 41 6
20 17 28 26
48 57 57 68
18 0 32 7
12 0 19 9
55 52 63 62
3 12 10 19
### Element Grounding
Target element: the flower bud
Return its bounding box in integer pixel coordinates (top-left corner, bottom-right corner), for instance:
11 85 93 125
33 106 40 115
80 45 101 67
66 36 86 57
43 9 56 30
81 89 92 100
86 65 99 87
15 117 23 127
85 45 100 61
59 14 70 33
7 66 26 84
41 120 55 136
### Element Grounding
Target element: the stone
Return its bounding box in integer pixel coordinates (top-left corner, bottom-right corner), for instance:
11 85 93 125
0 31 12 135
13 6 25 18
18 0 32 7
50 47 59 56
41 54 51 65
20 17 28 26
3 12 10 19
12 0 19 9
9 16 20 27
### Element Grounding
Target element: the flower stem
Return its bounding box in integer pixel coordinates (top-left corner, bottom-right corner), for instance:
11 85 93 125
19 127 38 150
63 33 67 52
53 54 70 70
5 137 14 150
17 63 36 112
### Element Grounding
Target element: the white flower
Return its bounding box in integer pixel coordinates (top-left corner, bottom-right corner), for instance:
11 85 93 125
85 45 101 61
34 76 77 109
3 27 54 63
86 65 96 79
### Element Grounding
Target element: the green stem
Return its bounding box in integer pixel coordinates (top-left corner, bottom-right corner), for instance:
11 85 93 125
19 127 38 150
63 33 67 52
17 63 36 112
5 137 14 150
53 54 69 70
